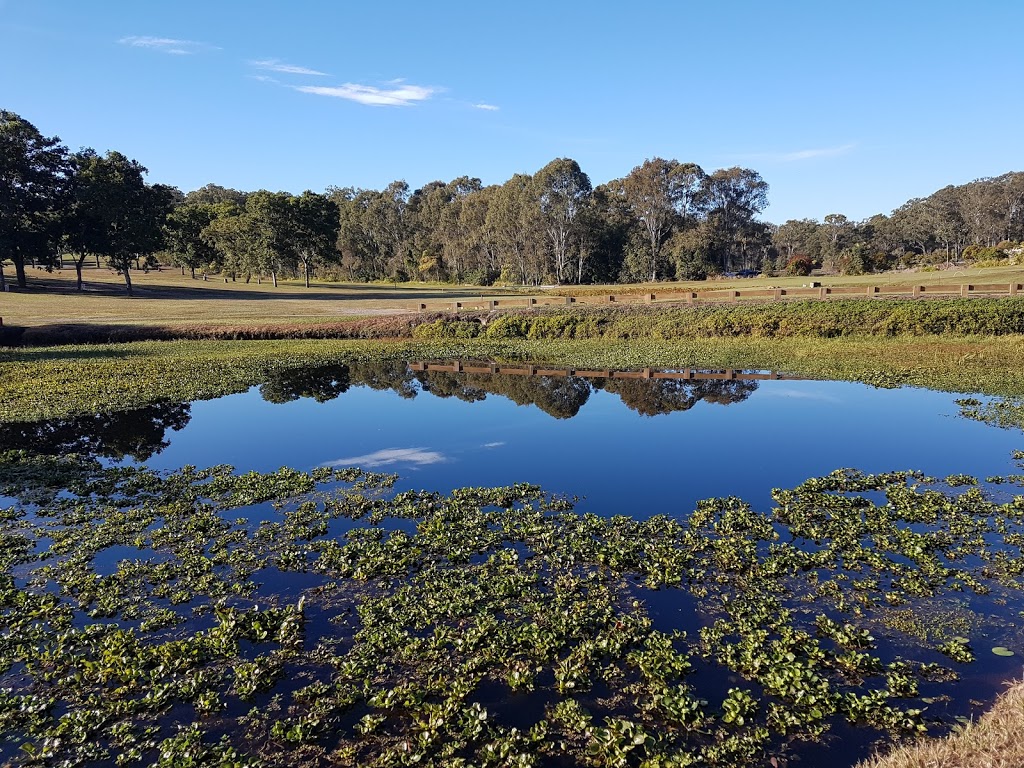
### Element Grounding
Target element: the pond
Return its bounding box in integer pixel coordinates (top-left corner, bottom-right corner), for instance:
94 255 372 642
6 359 1021 515
1 359 1022 767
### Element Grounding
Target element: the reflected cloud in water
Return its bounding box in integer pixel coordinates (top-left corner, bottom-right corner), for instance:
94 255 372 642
760 388 842 403
325 447 448 469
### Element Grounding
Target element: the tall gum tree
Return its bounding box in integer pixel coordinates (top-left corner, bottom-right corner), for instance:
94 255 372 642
618 158 706 281
532 158 592 284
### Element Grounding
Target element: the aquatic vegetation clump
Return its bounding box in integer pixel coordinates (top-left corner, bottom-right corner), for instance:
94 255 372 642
0 451 1022 765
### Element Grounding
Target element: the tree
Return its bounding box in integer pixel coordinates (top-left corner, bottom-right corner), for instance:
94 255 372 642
486 174 541 285
701 168 769 272
0 110 72 288
165 201 233 278
772 219 821 263
184 184 247 208
819 213 852 271
532 158 592 284
63 150 172 295
617 159 706 281
285 191 341 288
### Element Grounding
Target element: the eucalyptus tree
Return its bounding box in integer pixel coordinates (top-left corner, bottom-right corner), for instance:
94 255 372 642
0 110 72 288
701 167 769 272
486 173 541 285
772 218 821 263
435 177 483 282
184 183 247 208
617 158 706 281
532 158 592 284
819 213 852 271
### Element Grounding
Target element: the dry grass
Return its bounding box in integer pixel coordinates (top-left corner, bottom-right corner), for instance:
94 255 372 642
0 265 533 328
3 263 1023 331
858 681 1024 768
552 264 1024 297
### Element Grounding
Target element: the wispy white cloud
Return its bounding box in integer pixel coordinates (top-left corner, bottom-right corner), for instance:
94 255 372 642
776 143 857 162
324 447 447 468
250 58 328 76
473 103 500 111
732 143 857 164
482 441 505 449
295 82 437 107
248 74 279 84
118 36 217 55
760 388 842 403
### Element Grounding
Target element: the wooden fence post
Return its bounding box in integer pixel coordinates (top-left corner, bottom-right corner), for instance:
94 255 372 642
565 296 574 305
773 288 783 300
868 286 879 296
961 285 971 298
1011 283 1019 296
452 301 461 311
685 292 695 305
912 285 922 298
487 300 496 310
529 298 537 309
818 286 828 300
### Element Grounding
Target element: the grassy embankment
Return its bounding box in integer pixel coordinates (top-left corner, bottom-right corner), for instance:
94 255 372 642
857 681 1024 768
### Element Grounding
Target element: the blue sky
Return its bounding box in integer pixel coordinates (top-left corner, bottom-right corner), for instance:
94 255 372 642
2 0 1022 223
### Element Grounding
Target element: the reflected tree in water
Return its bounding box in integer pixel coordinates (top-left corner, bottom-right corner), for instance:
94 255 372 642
597 378 758 416
0 402 191 461
259 364 351 404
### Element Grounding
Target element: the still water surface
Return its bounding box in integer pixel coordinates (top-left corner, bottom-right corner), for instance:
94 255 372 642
130 363 1022 516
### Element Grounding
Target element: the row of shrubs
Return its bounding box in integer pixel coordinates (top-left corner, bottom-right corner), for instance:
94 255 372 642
411 299 1024 340
7 298 1024 347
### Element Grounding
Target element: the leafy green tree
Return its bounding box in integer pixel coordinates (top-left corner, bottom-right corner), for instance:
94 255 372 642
532 158 592 284
62 150 173 295
486 174 542 285
617 158 705 281
701 167 769 272
772 219 821 265
0 110 72 289
285 191 341 288
165 201 234 278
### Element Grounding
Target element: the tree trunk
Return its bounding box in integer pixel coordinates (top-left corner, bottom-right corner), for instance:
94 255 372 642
180 266 184 276
272 271 278 288
75 259 84 291
15 258 27 288
95 254 100 268
304 260 310 288
0 262 6 292
190 266 196 279
123 269 133 297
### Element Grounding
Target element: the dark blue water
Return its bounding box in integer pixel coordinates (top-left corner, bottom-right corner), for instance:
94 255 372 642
125 367 1023 517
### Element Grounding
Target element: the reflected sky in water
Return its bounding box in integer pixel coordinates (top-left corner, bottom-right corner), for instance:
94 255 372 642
129 367 1023 516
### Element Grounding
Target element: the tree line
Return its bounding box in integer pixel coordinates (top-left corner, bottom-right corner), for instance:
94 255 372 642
771 173 1024 276
3 108 1022 294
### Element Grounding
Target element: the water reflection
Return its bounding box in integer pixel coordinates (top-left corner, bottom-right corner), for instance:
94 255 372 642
0 402 191 461
2 362 774 461
262 360 764 420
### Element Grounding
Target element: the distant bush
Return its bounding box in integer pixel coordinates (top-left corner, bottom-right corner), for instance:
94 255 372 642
786 255 815 276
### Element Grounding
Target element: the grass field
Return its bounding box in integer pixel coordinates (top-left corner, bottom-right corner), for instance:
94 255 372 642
0 265 535 328
3 262 1024 330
